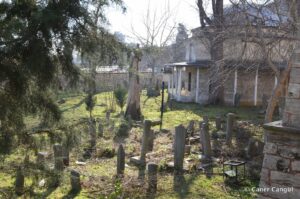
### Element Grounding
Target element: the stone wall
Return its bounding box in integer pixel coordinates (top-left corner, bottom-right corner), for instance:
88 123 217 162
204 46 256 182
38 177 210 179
258 122 300 199
224 69 276 106
94 72 163 92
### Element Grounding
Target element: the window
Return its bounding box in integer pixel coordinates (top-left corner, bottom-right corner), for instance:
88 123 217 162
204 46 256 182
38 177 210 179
188 72 192 91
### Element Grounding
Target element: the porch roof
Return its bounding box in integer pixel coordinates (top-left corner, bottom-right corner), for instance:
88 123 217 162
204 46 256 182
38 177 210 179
165 60 211 68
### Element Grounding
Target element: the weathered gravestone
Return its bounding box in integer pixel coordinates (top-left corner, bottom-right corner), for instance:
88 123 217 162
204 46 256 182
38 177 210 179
89 120 97 149
148 129 155 152
147 163 158 195
53 144 64 171
139 120 152 166
62 145 69 166
70 170 81 193
15 166 24 196
117 144 125 176
174 125 186 172
200 122 212 161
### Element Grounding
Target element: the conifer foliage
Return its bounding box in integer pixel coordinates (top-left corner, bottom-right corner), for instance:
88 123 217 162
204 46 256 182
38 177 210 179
0 0 123 154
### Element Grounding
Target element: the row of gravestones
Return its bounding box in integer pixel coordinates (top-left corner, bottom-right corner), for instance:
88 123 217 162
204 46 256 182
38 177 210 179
15 114 113 196
111 115 236 196
15 144 81 195
15 113 261 196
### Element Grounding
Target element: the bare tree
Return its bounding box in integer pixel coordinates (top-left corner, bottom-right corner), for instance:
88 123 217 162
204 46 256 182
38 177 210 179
125 46 143 120
131 0 177 78
226 0 296 123
195 0 297 125
197 0 225 104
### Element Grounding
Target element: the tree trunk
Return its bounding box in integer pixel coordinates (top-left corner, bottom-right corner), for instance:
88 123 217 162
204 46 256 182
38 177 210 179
265 60 292 123
125 50 142 120
209 0 224 104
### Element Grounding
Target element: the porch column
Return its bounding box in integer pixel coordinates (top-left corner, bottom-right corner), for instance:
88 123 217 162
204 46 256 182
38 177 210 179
254 68 258 106
233 69 238 105
177 68 182 101
175 67 178 96
274 75 278 89
171 68 174 98
195 67 200 102
168 75 170 93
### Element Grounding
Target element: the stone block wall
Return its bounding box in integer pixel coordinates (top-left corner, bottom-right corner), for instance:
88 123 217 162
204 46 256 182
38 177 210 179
94 72 163 92
258 121 300 199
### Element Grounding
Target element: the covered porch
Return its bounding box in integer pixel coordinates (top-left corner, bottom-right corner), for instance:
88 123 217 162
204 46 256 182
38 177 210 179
165 61 210 104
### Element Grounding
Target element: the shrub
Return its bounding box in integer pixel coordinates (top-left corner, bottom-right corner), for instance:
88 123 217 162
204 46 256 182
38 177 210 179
113 86 127 112
116 121 130 137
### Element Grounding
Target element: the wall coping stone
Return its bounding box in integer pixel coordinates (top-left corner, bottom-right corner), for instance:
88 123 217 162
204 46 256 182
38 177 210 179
264 121 300 134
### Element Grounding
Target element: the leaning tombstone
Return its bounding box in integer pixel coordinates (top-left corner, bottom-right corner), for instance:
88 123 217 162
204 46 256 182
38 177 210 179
70 170 81 193
174 125 186 172
226 113 235 145
200 122 212 161
117 144 125 176
15 166 24 196
53 144 64 171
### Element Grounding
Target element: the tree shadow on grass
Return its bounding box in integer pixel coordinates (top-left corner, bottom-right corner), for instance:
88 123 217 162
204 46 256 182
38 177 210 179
62 189 81 199
173 173 200 199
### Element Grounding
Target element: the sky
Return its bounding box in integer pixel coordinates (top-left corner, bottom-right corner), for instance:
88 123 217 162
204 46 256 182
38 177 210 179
106 0 231 43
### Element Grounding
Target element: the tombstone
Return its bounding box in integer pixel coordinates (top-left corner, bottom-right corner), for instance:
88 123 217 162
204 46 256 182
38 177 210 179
117 144 125 176
62 147 69 166
36 152 47 169
70 170 81 193
215 115 221 131
53 144 64 171
147 163 158 195
246 138 264 159
106 111 111 124
200 122 212 161
226 113 235 145
187 120 195 137
147 130 155 152
89 120 97 149
15 167 24 196
140 120 152 166
98 122 104 137
174 125 186 172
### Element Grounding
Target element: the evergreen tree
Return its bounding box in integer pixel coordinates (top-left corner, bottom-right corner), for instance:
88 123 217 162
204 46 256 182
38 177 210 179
0 0 124 154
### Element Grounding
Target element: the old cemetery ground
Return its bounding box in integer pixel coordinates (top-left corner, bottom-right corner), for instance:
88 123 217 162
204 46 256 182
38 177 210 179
0 90 266 198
